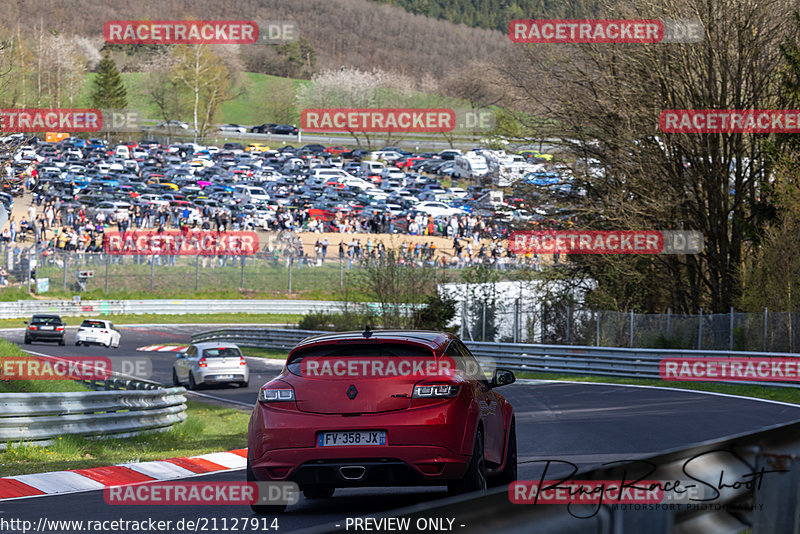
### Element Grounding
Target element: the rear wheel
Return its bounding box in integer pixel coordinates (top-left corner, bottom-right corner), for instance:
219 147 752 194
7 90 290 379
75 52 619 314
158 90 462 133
59 337 66 346
172 369 180 387
24 335 30 344
491 420 517 487
247 461 288 514
75 341 82 346
302 487 334 499
188 373 197 390
448 427 487 495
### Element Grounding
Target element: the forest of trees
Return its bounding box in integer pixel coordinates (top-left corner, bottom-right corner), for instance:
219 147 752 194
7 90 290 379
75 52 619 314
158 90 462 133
374 0 600 32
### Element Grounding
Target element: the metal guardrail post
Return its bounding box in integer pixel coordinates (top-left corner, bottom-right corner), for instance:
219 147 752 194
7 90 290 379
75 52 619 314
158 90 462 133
698 307 703 350
595 310 600 346
729 306 734 351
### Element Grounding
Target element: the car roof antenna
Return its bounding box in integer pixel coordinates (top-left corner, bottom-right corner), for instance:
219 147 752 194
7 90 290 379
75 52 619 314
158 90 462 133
363 325 373 338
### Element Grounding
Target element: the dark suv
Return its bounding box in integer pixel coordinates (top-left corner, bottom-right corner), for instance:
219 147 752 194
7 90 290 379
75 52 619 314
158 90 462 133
24 315 66 345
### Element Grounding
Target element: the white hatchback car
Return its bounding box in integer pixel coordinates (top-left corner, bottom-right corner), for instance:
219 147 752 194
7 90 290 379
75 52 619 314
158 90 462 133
75 319 121 348
172 342 250 389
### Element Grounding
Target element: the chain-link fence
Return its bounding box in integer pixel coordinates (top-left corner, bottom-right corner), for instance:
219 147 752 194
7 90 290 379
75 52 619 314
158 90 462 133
458 296 800 353
3 244 799 353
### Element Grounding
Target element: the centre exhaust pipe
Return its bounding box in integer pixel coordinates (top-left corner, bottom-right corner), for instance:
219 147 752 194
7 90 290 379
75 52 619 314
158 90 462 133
339 465 366 480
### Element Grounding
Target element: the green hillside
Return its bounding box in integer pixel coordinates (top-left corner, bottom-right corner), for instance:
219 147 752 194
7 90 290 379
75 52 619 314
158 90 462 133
80 72 310 126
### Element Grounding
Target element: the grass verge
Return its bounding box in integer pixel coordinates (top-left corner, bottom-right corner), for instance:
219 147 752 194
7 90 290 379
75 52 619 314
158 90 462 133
240 347 290 361
0 400 250 477
0 313 303 329
516 371 800 404
0 339 91 393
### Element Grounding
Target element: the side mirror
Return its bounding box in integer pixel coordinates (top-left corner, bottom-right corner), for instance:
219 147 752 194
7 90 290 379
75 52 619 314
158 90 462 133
490 369 516 388
176 353 186 359
23 321 28 324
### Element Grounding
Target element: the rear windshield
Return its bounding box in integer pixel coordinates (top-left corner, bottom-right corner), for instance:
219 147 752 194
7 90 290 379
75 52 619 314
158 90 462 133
81 320 105 328
287 343 435 376
31 316 61 324
203 347 242 358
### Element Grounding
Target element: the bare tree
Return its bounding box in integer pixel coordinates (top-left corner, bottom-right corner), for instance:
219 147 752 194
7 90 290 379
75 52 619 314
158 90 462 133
499 0 800 313
170 44 232 141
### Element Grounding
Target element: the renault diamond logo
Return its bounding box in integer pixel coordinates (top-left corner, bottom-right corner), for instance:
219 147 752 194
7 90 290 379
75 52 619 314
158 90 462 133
346 385 358 400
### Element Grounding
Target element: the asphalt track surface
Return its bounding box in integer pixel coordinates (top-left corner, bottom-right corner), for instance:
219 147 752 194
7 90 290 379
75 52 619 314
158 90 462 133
3 324 800 533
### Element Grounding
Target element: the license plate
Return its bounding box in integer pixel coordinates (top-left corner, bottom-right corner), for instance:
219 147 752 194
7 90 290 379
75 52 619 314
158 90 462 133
41 326 54 330
87 338 96 342
318 431 386 447
216 374 233 380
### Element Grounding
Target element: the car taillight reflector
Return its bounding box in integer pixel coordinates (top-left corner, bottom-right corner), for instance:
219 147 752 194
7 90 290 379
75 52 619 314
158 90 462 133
240 356 247 366
412 383 460 398
198 358 207 367
259 388 294 402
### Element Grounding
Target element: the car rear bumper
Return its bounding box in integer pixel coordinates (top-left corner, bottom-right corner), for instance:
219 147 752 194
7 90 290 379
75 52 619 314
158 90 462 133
250 446 470 486
248 401 476 486
196 369 249 383
28 331 64 341
76 333 108 344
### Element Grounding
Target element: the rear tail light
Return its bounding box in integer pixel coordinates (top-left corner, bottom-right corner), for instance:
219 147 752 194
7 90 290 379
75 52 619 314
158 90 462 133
412 383 460 398
56 326 65 331
239 356 247 366
258 387 295 403
29 326 38 330
198 358 207 367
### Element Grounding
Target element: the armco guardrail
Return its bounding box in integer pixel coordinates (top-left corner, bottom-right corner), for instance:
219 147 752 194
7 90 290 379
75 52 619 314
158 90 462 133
192 328 327 350
0 387 187 449
0 299 345 319
306 419 800 534
192 328 800 388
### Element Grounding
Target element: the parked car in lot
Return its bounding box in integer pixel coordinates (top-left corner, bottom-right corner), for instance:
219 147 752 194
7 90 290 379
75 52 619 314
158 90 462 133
251 123 276 134
24 314 66 345
246 329 517 513
218 124 247 134
415 201 463 217
270 124 299 136
173 342 249 389
156 120 190 130
75 319 121 348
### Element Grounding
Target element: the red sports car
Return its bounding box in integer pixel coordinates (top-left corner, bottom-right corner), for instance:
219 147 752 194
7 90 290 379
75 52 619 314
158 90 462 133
247 329 517 513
